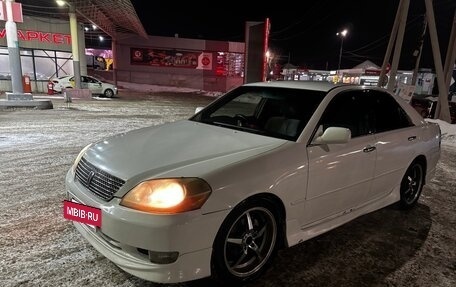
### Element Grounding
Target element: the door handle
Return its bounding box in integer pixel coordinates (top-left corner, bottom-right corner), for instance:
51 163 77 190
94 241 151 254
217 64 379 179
363 146 376 153
408 136 417 141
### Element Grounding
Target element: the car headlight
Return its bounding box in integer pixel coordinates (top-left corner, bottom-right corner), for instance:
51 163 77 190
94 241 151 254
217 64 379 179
72 143 92 173
120 178 212 214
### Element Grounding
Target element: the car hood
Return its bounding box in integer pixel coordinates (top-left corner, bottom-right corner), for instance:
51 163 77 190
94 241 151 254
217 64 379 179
83 120 286 182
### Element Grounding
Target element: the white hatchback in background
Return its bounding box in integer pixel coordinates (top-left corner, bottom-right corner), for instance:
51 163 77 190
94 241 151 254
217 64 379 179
51 75 118 97
64 81 441 285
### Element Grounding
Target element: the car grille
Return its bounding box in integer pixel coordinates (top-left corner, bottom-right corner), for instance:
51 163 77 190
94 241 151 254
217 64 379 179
75 157 125 201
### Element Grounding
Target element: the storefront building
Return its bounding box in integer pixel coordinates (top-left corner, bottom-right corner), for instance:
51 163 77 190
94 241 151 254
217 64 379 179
91 34 245 93
0 15 86 93
1 15 245 93
280 59 435 97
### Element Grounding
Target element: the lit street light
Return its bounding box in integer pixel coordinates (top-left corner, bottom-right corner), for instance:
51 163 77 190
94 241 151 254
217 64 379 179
337 29 348 73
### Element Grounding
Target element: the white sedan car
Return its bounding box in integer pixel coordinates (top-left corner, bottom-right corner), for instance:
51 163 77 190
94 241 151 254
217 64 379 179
51 75 118 97
64 81 441 284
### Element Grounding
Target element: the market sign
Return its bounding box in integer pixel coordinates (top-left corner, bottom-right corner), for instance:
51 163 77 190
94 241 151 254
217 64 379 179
0 29 71 45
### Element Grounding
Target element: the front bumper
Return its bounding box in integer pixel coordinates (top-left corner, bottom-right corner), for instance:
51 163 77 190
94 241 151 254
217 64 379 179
65 169 229 283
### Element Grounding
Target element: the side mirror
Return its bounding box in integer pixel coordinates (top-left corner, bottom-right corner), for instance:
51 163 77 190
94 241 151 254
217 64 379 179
313 126 351 145
195 106 204 114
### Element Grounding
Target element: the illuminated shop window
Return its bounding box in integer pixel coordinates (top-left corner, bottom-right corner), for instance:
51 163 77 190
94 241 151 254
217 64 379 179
20 56 34 80
0 54 10 79
216 52 244 77
56 58 73 76
35 57 59 80
0 46 77 80
56 51 72 58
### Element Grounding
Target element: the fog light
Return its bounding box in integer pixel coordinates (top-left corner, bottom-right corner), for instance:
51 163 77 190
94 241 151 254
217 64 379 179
148 251 179 264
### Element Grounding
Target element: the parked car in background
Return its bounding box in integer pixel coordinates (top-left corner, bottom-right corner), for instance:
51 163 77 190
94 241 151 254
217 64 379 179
410 96 456 124
50 75 118 97
64 81 441 285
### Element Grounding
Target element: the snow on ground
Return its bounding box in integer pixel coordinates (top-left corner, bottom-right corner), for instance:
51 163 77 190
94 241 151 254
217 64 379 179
117 81 223 97
426 119 456 148
28 79 456 149
1 86 455 287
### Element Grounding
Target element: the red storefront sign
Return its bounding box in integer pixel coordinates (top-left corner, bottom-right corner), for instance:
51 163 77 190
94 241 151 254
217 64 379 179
131 47 199 68
0 29 71 45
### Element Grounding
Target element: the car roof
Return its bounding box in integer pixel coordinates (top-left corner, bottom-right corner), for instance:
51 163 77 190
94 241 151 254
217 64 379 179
243 80 350 92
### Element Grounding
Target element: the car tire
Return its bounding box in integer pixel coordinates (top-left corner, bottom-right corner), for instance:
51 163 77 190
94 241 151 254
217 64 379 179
211 199 279 284
104 89 114 98
399 161 424 209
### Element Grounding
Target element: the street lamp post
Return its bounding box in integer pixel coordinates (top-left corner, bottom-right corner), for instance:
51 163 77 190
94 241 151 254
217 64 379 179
337 29 348 72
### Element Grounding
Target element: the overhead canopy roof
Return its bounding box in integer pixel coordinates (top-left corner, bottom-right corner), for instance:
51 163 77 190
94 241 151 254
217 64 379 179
20 0 148 40
67 0 148 39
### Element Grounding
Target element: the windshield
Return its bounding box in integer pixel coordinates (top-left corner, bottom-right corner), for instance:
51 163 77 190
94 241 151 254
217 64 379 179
190 86 326 141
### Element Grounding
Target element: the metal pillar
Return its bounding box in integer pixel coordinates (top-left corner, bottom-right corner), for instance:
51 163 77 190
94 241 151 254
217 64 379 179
425 0 451 122
435 9 456 117
387 0 410 92
443 11 456 93
412 16 427 85
378 0 403 88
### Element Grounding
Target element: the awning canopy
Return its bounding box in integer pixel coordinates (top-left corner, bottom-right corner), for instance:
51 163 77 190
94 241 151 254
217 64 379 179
19 0 148 40
67 0 147 39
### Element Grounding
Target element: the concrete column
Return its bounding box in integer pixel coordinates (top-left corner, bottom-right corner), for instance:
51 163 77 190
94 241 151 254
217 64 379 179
79 24 87 76
5 0 31 99
112 38 117 86
0 0 53 108
69 5 81 89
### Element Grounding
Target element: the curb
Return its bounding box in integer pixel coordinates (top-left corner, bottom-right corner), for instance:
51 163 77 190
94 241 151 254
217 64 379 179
0 99 54 110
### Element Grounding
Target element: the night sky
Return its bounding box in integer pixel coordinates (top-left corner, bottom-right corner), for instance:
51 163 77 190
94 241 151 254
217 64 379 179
131 0 455 70
16 0 456 71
